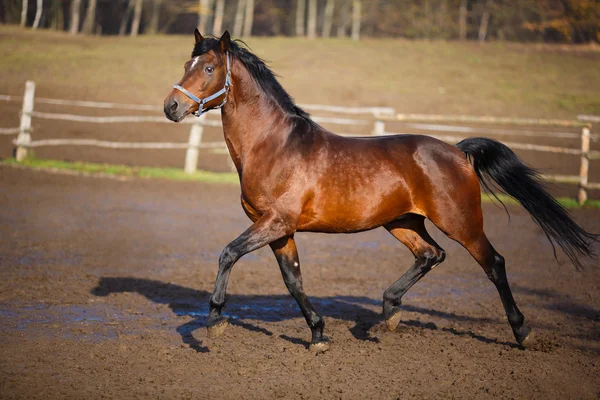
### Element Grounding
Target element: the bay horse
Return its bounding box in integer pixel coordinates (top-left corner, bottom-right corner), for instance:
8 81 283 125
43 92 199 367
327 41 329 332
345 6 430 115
164 30 597 352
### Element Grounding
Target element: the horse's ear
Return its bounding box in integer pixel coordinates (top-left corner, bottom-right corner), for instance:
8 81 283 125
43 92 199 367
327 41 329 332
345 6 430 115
194 29 204 44
219 31 231 52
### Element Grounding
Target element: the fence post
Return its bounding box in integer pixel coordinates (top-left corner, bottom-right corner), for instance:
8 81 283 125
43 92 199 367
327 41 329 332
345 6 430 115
184 114 205 174
16 81 35 162
373 119 385 135
577 126 590 205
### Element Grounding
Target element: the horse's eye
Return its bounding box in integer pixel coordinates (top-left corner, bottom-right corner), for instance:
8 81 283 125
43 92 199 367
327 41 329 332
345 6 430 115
205 66 214 74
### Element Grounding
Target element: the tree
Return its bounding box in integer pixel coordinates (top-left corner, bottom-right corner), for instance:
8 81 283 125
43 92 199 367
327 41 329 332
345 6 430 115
32 0 41 29
81 0 97 35
322 0 334 37
478 5 491 44
20 0 28 26
295 0 305 36
50 0 65 31
243 0 254 36
337 0 350 37
351 0 361 40
307 0 316 39
131 0 143 37
149 0 163 34
213 0 225 35
459 0 467 40
119 0 134 35
233 0 244 37
69 0 81 34
198 0 212 33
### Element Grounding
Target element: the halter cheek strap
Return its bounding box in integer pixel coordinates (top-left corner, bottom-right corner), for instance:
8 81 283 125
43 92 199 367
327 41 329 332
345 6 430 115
173 52 232 116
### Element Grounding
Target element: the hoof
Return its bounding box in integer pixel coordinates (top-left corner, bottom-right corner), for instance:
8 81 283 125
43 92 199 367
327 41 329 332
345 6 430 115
518 329 534 348
207 318 229 339
309 337 331 353
385 311 402 332
515 324 533 347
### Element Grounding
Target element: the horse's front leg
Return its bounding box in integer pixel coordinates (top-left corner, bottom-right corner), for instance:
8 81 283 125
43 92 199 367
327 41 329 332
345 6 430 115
270 236 330 353
207 211 293 338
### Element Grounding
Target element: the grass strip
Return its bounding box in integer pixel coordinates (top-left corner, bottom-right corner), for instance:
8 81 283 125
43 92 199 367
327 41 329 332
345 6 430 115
3 157 599 209
1 157 239 184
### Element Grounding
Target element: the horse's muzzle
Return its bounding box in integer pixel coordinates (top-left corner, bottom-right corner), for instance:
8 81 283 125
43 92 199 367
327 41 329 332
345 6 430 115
164 96 190 123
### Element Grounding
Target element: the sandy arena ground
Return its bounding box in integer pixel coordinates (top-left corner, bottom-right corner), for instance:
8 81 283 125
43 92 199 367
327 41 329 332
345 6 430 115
0 166 599 399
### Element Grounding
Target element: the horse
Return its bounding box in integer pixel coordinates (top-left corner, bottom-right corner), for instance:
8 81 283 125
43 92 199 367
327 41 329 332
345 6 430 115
163 30 597 352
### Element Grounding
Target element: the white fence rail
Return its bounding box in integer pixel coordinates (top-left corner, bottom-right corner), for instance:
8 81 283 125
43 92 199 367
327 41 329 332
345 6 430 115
1 80 598 204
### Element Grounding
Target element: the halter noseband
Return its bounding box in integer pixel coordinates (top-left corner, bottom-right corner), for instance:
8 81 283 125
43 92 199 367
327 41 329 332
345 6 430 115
172 52 232 116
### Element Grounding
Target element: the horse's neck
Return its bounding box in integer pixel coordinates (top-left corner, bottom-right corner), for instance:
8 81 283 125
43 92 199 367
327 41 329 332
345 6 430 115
220 66 289 172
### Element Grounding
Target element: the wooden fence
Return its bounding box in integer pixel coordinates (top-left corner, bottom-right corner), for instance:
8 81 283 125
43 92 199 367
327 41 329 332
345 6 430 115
1 80 598 204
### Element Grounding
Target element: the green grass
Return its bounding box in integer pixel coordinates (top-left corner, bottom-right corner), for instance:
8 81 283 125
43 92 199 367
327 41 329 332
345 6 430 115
2 157 239 184
4 156 600 209
480 191 600 209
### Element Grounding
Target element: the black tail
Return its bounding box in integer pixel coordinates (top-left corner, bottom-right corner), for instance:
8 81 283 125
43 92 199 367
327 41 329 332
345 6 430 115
456 137 598 269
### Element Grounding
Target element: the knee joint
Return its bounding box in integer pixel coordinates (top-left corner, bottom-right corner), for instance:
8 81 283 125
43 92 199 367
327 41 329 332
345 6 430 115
219 247 238 267
417 248 446 270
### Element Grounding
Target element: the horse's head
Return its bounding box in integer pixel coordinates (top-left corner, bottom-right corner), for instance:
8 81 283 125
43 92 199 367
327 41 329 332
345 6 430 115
164 30 232 122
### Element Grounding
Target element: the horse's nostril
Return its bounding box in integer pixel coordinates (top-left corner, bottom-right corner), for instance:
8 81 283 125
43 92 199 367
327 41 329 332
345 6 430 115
170 100 179 112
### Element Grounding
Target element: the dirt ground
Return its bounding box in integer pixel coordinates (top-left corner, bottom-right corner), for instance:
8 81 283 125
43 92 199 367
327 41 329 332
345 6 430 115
0 166 599 399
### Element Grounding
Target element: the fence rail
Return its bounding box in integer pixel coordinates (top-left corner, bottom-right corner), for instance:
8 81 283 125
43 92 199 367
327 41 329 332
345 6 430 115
2 80 598 204
19 138 227 150
0 127 20 135
27 111 369 127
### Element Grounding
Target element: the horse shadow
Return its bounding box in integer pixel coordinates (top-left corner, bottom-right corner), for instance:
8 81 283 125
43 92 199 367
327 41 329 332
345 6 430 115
91 277 520 352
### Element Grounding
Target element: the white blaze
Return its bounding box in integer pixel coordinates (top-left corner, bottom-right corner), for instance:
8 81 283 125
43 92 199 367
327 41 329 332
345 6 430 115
190 56 200 69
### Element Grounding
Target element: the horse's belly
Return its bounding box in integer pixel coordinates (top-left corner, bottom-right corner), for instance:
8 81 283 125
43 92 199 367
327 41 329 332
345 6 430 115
296 190 414 233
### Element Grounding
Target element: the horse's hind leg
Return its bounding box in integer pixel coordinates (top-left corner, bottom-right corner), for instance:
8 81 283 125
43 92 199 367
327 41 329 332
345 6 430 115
382 215 446 331
270 236 330 352
427 204 532 346
460 234 532 345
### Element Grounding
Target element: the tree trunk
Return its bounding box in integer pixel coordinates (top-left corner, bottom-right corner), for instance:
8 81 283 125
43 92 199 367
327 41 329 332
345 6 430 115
20 0 28 26
198 0 211 33
81 0 97 35
32 0 42 29
424 0 432 38
337 0 349 37
149 0 162 34
307 0 316 39
242 0 254 36
295 0 305 36
459 0 467 40
130 0 143 36
119 0 133 35
50 0 63 30
213 0 225 35
351 0 361 40
322 0 334 38
233 0 245 37
69 0 81 34
478 9 490 43
438 0 448 39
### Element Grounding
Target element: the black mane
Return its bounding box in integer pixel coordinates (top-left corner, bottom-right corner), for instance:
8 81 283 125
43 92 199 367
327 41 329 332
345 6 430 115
192 37 316 125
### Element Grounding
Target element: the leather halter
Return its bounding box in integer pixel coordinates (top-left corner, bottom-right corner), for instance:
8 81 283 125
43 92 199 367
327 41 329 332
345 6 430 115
172 52 232 116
